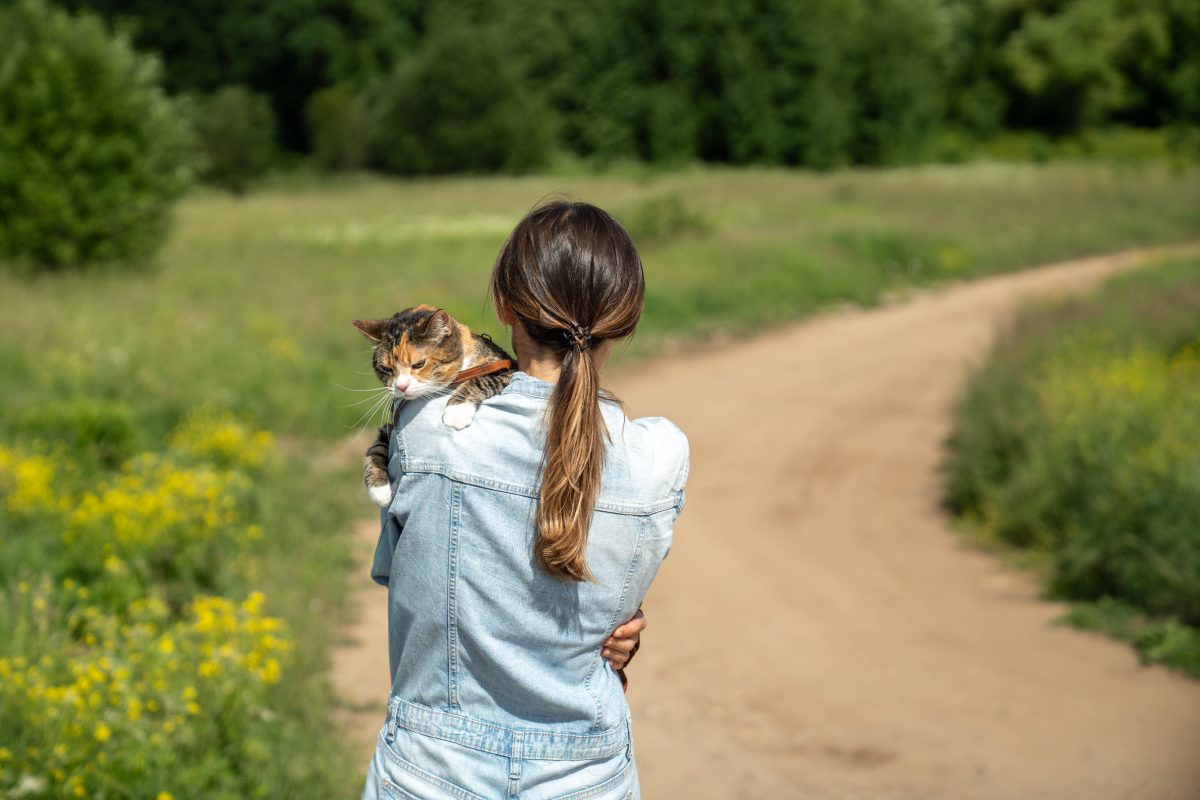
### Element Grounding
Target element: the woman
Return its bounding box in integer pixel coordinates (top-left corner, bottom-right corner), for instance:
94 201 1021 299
362 200 689 799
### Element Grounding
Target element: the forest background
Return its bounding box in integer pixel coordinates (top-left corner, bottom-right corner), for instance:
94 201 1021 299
53 0 1200 181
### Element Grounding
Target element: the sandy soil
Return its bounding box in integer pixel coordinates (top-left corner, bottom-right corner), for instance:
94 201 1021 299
332 245 1200 799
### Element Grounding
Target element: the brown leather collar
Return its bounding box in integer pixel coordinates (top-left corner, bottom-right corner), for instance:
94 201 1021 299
451 358 516 384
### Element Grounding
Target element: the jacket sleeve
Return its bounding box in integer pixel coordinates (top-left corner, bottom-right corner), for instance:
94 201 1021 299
665 421 690 519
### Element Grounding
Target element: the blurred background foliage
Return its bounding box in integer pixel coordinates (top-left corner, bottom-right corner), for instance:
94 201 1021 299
944 258 1200 675
3 0 1197 269
50 0 1200 172
0 0 191 268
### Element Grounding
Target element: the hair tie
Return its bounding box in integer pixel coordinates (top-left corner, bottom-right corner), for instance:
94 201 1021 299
563 323 593 351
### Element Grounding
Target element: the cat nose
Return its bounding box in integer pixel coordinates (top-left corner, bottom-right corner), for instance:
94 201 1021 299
394 377 411 392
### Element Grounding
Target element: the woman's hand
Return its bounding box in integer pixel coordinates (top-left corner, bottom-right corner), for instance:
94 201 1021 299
602 607 645 670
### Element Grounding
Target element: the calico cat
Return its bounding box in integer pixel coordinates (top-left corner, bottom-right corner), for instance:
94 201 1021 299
352 305 517 507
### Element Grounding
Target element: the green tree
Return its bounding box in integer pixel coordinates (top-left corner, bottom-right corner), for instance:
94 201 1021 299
1001 0 1129 132
187 86 277 194
366 22 553 174
944 0 1200 135
0 0 191 268
306 85 370 171
60 0 423 150
851 0 950 163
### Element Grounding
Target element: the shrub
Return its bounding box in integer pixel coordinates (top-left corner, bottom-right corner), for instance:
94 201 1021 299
943 259 1200 674
186 86 276 194
0 587 291 799
619 193 710 245
0 412 294 798
366 24 553 175
0 446 64 518
64 454 259 607
305 85 371 172
168 409 273 471
1021 344 1200 621
15 403 136 470
825 229 954 285
0 0 191 269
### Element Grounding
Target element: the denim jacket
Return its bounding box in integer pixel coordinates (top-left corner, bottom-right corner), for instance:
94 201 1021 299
370 370 688 767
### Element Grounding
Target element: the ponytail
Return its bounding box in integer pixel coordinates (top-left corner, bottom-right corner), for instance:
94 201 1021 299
536 338 605 581
490 199 645 582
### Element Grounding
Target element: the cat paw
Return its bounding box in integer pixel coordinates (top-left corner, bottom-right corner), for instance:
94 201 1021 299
442 403 478 430
368 484 394 508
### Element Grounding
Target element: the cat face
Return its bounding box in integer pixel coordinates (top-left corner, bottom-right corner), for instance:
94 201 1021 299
353 306 465 400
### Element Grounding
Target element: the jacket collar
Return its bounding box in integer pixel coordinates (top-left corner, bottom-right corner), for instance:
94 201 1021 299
504 370 555 399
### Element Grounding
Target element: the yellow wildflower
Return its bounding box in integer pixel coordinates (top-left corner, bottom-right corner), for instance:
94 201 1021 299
260 658 282 685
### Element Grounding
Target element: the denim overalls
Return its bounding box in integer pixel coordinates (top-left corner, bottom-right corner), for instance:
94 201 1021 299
361 371 689 800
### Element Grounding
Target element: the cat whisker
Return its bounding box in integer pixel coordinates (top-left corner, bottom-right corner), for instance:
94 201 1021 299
334 382 389 392
351 407 389 437
342 393 391 408
348 391 394 432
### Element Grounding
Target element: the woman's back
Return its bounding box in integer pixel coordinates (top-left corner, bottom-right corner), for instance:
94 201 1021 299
361 199 683 799
371 370 688 735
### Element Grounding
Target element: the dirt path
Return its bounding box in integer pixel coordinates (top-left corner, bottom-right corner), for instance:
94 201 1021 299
332 245 1200 798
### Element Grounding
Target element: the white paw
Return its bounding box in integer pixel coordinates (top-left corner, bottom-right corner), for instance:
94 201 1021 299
368 483 394 508
442 403 478 430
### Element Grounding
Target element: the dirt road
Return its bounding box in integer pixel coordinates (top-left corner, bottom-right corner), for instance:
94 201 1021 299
333 246 1200 798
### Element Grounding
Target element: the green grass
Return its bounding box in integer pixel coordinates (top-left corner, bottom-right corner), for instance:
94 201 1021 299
3 162 1198 442
1 161 1199 794
930 126 1197 167
943 257 1200 676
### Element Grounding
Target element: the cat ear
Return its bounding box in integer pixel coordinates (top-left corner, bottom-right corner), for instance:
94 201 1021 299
424 309 454 341
352 319 387 342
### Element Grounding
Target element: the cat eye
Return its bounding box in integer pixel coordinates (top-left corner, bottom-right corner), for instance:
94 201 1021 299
411 359 426 369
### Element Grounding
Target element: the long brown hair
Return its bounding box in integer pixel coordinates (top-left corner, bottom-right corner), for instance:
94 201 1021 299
490 200 644 582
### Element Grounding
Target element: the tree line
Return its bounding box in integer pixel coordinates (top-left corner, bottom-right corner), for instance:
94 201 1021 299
56 0 1200 177
3 0 1198 266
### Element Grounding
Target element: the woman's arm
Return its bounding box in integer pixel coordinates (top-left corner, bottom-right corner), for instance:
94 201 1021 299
602 607 645 670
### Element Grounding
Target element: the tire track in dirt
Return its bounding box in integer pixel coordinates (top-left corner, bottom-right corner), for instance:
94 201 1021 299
332 244 1200 798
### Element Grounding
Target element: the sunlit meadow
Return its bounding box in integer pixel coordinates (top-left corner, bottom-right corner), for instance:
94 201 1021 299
1 162 1198 797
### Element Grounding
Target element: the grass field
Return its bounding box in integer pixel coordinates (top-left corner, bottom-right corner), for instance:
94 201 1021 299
944 256 1200 675
3 162 1199 441
1 161 1198 796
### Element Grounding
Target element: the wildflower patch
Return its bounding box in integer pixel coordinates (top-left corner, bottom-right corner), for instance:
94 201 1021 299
0 413 295 799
